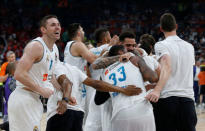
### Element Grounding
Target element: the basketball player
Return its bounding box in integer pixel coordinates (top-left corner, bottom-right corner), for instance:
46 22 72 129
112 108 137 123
146 13 197 131
46 61 142 131
138 34 161 91
64 23 131 123
84 27 118 131
8 15 61 131
95 45 158 131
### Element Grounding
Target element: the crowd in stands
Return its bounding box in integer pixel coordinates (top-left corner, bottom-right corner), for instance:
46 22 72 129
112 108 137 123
0 0 205 63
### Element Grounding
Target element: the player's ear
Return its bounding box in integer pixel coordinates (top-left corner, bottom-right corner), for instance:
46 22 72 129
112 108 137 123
160 26 164 33
175 24 178 30
40 26 46 34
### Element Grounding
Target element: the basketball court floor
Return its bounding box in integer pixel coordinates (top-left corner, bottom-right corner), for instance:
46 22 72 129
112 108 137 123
0 112 204 131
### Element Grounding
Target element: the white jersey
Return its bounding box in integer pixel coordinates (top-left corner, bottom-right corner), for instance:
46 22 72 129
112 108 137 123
16 37 59 91
155 35 195 99
47 62 88 120
102 61 146 119
64 41 87 73
89 44 109 80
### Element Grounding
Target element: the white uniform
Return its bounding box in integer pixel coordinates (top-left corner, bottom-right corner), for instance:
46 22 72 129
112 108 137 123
8 37 59 131
84 44 109 131
101 61 155 131
154 35 195 99
64 41 87 110
141 48 159 92
47 62 88 120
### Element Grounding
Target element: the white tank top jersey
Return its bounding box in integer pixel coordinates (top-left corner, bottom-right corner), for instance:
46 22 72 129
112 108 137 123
64 41 87 73
101 61 146 119
16 37 59 91
154 35 195 100
89 44 109 80
47 62 88 120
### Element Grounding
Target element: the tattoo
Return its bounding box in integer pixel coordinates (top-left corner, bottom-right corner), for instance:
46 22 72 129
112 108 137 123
130 56 158 83
132 49 141 57
92 55 120 69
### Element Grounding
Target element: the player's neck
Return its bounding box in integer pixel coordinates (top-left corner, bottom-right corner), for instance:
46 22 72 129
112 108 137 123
164 30 177 38
42 36 55 51
73 37 82 42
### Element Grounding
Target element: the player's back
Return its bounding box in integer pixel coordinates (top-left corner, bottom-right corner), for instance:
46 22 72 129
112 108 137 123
155 36 195 99
102 61 146 118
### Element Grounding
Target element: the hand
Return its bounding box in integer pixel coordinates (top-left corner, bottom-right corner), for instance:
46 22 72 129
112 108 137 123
119 53 131 62
145 84 156 91
50 74 62 90
145 89 160 103
121 85 142 96
68 97 77 106
57 100 67 115
109 35 119 46
39 87 54 98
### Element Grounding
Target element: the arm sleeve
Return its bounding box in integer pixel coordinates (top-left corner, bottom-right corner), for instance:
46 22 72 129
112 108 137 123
154 42 170 60
94 90 110 105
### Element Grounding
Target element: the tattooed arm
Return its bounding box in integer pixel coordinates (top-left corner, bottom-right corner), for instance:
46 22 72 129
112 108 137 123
92 52 131 69
92 55 121 69
130 55 159 83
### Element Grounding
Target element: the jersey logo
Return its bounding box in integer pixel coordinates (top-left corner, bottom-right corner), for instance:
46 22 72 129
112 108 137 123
105 69 109 75
33 126 39 131
43 74 48 81
84 65 87 71
49 60 53 70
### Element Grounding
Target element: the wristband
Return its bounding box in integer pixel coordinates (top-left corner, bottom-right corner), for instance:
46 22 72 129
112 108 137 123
62 97 69 103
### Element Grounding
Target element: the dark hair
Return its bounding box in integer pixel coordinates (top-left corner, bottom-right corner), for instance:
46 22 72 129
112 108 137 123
39 15 58 28
67 23 81 40
119 31 136 42
108 45 125 56
160 13 177 32
139 34 156 54
94 28 109 43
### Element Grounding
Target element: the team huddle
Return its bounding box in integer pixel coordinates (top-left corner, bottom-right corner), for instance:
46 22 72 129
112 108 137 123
7 13 197 131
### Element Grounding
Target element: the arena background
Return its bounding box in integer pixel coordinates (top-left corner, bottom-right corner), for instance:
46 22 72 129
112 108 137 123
0 0 205 130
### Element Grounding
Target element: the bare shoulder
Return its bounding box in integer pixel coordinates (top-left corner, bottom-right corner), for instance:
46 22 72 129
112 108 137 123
23 41 44 61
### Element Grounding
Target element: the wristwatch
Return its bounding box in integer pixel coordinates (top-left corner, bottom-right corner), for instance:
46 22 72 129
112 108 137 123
62 97 69 103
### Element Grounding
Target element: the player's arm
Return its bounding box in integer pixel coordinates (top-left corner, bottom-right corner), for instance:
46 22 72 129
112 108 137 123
57 74 73 101
14 41 53 98
72 42 98 64
146 54 171 102
94 91 110 105
83 77 142 96
130 56 159 83
92 53 132 70
56 74 76 114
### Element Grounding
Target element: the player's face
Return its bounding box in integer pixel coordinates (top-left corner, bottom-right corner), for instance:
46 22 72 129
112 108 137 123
8 53 16 62
44 18 61 40
122 38 137 52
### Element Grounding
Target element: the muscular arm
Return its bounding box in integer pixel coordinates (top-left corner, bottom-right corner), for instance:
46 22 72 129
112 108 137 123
83 77 141 96
14 41 53 98
130 56 158 83
71 42 97 63
154 54 171 92
92 55 121 70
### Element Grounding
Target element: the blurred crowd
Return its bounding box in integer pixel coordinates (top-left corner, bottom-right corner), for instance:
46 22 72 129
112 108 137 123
0 0 205 63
